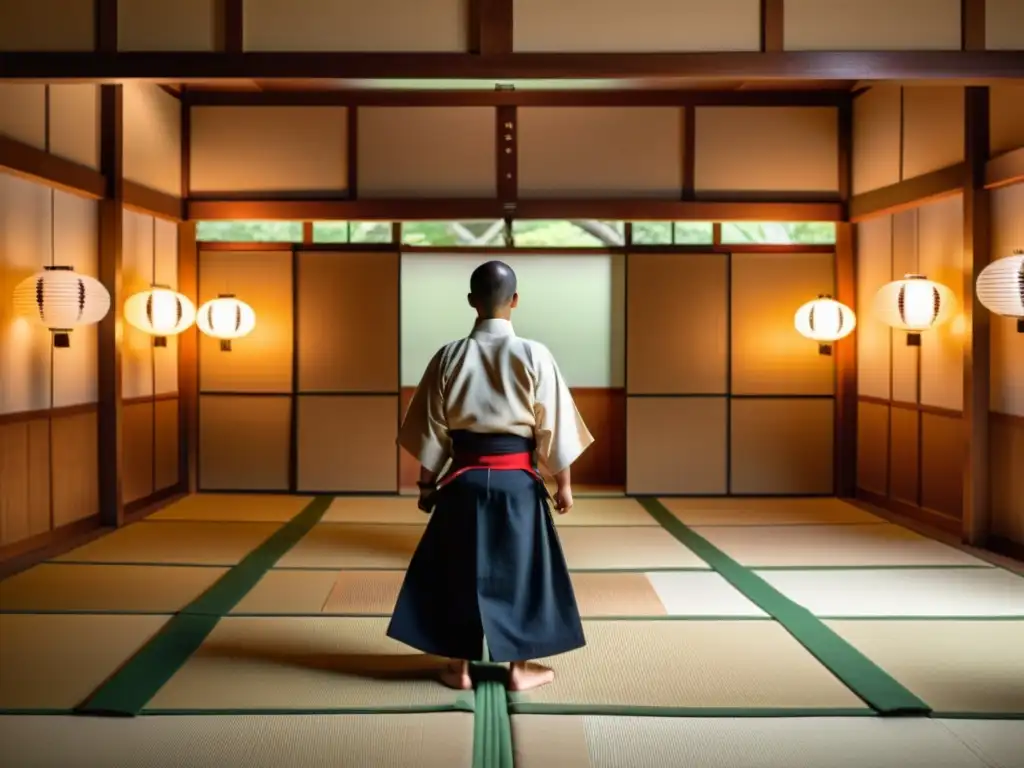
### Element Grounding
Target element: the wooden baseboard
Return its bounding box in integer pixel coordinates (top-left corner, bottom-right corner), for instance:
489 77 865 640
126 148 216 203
124 484 186 519
0 515 103 577
989 536 1024 564
855 488 962 536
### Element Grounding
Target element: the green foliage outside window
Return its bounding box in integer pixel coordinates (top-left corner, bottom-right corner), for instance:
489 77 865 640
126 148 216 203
195 220 303 242
512 220 625 247
312 221 393 244
721 221 836 245
401 220 506 247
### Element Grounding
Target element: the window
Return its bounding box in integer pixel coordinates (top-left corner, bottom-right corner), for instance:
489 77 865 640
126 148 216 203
312 221 394 244
630 222 714 246
401 220 506 247
674 222 715 245
512 220 625 247
720 222 836 245
195 220 303 242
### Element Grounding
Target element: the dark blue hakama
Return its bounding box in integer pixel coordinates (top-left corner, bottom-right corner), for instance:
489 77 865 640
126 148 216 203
386 435 586 663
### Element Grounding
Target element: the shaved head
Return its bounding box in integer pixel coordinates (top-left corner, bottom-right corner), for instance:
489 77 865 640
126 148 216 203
469 260 518 317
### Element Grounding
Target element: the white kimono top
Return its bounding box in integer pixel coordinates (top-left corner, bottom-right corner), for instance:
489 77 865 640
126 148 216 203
398 319 594 475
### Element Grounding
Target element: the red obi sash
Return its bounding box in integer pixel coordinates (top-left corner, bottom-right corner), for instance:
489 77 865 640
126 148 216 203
436 451 544 490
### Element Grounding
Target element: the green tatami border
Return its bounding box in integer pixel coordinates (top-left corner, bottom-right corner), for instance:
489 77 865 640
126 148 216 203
472 643 514 768
74 496 335 717
638 497 931 716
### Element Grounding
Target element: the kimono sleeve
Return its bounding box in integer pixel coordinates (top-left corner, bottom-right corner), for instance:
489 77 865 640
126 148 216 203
397 348 451 473
532 345 595 475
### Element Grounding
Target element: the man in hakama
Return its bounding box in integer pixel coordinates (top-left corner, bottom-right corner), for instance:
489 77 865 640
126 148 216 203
387 260 594 692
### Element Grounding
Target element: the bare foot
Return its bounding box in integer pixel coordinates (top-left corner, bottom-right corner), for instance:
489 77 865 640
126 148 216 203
509 662 555 692
439 660 472 690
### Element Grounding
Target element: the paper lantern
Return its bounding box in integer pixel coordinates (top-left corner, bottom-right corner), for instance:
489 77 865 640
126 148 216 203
794 294 857 355
124 286 196 347
874 273 956 346
12 266 111 348
196 294 256 352
976 249 1024 334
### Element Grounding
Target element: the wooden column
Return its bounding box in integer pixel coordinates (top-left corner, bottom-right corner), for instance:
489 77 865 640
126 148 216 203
962 86 991 546
97 85 124 527
761 0 784 52
835 96 857 497
473 0 513 55
178 88 198 493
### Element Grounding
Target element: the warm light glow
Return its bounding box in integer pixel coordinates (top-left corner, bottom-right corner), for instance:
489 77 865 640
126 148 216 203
874 274 956 344
196 294 256 349
124 287 196 340
794 295 856 355
12 266 111 348
976 250 1024 334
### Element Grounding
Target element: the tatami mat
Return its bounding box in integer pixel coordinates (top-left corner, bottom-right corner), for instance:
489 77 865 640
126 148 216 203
645 571 767 617
321 497 430 525
0 712 475 768
145 616 471 713
0 614 170 710
552 498 659 527
660 497 884 526
0 563 228 613
512 715 1005 768
570 572 668 616
826 620 1024 715
53 521 283 566
276 524 423 569
149 494 313 523
759 568 1024 617
511 620 867 713
231 570 345 614
939 720 1024 768
558 527 707 571
695 524 988 568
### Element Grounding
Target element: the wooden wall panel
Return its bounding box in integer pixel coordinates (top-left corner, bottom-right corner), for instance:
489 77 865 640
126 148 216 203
731 252 835 396
48 85 100 171
783 0 961 50
50 410 98 527
889 406 919 506
563 388 625 488
990 414 1024 544
920 412 964 519
626 397 728 495
50 191 99 408
626 253 727 395
118 0 217 51
0 419 50 547
358 108 494 198
122 209 156 400
695 107 838 194
891 210 920 404
155 398 179 491
0 0 95 51
123 84 183 198
245 0 469 52
0 85 46 149
901 87 964 180
730 398 834 495
401 253 624 388
513 0 761 52
990 85 1024 156
918 195 964 412
153 218 180 395
297 396 398 492
190 107 347 195
986 0 1024 50
123 400 155 504
198 250 293 394
518 108 682 198
199 395 290 490
990 182 1024 418
297 252 399 393
0 173 52 415
856 215 893 399
853 86 902 196
857 401 889 495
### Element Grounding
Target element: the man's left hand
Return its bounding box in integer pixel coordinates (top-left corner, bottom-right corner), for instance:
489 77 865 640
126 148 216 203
417 488 435 513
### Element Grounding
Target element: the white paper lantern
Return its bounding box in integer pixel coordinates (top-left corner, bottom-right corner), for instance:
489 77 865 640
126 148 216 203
874 273 957 346
124 286 196 347
976 249 1024 334
12 266 111 348
794 294 857 355
196 294 256 352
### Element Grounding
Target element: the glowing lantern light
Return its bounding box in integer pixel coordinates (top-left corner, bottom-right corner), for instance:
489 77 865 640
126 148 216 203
874 273 957 346
124 285 196 347
976 249 1024 334
794 294 857 355
196 294 256 352
12 266 111 348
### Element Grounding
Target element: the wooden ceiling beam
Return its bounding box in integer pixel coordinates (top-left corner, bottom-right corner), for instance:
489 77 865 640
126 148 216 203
2 51 1023 81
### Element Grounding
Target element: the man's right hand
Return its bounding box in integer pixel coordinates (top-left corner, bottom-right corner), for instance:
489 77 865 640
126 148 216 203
552 486 573 514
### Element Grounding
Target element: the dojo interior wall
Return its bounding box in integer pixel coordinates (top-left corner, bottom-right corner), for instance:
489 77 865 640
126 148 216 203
4 0 1022 52
853 83 1024 546
0 82 182 554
